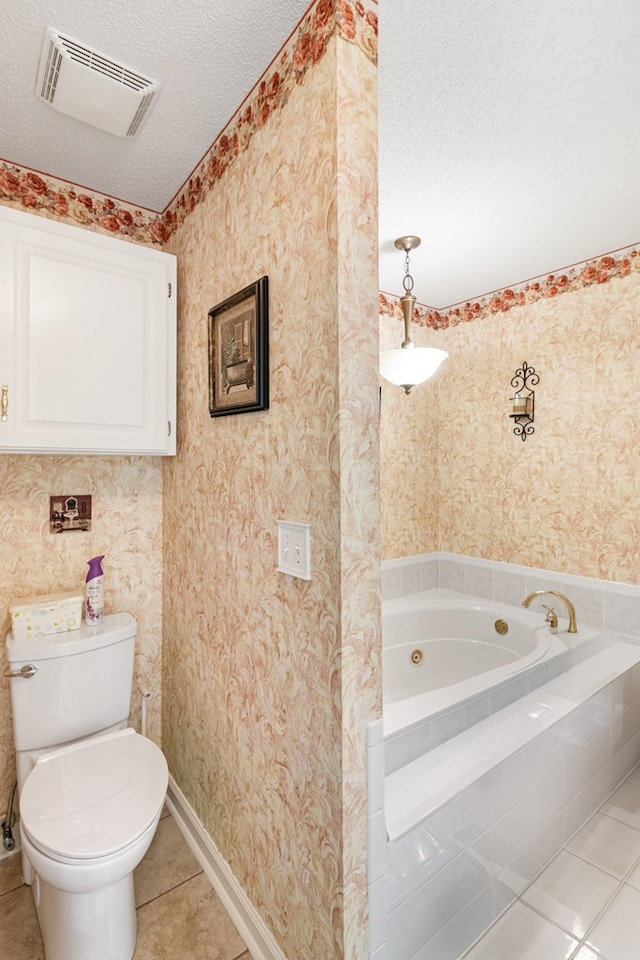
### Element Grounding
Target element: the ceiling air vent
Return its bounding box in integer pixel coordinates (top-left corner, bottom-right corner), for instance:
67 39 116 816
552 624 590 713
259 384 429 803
35 28 160 137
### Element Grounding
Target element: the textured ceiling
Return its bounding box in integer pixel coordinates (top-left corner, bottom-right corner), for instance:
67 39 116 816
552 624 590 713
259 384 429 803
2 0 639 307
379 0 640 307
1 0 311 210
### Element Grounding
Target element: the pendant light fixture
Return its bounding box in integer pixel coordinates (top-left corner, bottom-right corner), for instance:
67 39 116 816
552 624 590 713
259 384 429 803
380 236 448 394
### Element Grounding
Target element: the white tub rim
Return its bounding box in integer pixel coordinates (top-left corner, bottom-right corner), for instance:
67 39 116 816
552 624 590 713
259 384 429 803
382 591 553 737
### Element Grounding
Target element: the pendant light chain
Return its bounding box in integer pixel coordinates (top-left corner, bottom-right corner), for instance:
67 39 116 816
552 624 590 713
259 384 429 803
403 250 414 295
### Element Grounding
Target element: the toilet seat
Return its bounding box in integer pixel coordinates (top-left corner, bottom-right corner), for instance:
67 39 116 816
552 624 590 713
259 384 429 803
20 728 168 863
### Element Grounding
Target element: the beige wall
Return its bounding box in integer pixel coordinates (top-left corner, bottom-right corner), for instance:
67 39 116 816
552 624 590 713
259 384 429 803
379 322 440 560
0 454 163 805
0 4 380 958
162 25 380 959
3 3 638 956
381 269 640 585
335 33 381 958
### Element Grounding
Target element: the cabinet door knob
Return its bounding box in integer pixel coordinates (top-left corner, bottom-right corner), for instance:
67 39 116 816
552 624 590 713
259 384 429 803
1 384 7 421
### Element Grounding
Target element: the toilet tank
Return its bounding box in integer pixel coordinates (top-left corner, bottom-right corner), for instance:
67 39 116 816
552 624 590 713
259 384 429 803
6 612 136 752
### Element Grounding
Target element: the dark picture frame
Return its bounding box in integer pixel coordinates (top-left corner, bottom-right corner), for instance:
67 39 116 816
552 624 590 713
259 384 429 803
208 276 269 417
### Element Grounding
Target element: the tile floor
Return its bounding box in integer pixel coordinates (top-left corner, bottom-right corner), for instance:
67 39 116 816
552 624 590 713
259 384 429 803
0 806 253 960
463 763 640 960
10 766 640 960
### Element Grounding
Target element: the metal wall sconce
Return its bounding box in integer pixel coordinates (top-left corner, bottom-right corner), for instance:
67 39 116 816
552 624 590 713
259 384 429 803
510 361 538 441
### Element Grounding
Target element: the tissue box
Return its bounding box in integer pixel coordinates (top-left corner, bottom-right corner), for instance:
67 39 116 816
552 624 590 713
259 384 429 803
10 591 83 640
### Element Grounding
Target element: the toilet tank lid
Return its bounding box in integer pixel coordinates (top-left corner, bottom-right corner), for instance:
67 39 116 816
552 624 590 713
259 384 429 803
6 611 136 662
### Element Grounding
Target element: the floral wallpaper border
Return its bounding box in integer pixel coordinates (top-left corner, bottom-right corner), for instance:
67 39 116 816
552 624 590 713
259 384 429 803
2 0 638 332
0 0 378 245
379 245 640 330
0 161 165 245
161 0 378 235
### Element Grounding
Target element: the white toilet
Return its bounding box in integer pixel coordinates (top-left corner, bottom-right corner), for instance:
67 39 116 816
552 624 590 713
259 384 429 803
5 612 168 960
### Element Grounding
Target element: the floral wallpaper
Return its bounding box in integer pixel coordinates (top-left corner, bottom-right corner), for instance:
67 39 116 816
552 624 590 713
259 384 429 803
160 0 377 238
380 268 640 587
333 31 380 958
7 0 640 957
0 3 379 959
380 244 640 330
0 0 378 249
162 15 379 959
0 162 164 245
379 356 440 561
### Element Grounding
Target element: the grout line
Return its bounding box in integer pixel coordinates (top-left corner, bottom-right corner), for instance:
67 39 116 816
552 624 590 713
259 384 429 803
573 882 626 956
469 764 640 958
135 868 205 910
563 844 626 882
515 858 622 953
512 896 581 944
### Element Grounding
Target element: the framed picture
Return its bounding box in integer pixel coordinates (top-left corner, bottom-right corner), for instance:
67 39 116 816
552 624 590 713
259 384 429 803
208 276 269 417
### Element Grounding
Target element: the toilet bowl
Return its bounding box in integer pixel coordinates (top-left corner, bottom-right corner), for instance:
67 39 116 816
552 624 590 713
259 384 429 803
19 727 168 960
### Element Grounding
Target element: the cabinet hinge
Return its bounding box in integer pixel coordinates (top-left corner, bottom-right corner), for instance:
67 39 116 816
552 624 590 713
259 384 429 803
168 282 172 298
168 420 172 436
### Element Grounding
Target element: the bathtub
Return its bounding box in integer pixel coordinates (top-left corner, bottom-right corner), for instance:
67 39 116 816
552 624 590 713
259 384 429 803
383 592 554 737
376 586 640 960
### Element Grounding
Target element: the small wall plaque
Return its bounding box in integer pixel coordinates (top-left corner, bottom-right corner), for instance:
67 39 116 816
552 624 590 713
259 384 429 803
50 494 92 533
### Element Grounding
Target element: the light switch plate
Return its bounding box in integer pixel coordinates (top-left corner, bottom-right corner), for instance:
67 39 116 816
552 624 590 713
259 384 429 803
277 521 311 580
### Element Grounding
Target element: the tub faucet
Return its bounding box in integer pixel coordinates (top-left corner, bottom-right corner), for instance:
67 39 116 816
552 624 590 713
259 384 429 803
542 604 558 632
522 590 578 633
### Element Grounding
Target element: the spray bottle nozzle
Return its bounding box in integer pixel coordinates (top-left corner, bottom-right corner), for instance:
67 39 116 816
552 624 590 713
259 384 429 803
86 555 105 582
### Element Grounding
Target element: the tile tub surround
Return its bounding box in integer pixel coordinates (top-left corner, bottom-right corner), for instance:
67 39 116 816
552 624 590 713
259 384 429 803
381 552 640 638
368 643 640 960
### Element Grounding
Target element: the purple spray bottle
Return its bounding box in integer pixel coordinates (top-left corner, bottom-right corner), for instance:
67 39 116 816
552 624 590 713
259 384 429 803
85 555 105 624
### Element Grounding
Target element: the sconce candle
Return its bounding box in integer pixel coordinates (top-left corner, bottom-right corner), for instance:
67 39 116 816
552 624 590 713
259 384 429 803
512 394 528 416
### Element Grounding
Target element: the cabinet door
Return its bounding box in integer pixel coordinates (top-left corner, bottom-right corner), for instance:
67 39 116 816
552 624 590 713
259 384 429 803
0 206 176 455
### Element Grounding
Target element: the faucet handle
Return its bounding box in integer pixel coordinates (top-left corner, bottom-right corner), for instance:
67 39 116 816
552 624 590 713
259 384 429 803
541 604 558 631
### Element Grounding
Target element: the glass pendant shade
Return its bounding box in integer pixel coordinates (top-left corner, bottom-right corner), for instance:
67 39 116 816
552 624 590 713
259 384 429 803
380 345 448 394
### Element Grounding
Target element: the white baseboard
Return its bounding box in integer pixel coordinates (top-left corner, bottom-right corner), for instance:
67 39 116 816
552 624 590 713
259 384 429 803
165 776 288 960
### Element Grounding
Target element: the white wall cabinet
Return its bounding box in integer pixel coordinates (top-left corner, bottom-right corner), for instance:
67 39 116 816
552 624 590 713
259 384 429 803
0 205 176 455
